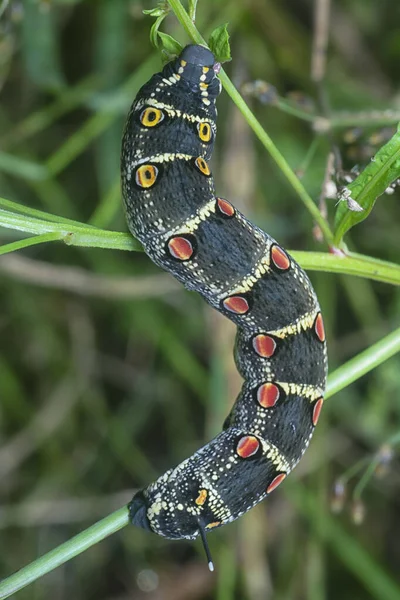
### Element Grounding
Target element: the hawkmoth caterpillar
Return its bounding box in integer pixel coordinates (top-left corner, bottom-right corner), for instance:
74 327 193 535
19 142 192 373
121 44 328 570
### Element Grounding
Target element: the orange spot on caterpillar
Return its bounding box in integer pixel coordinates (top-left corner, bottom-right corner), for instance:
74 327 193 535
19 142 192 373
194 157 211 176
167 236 194 261
270 244 291 271
236 435 260 458
314 312 325 342
252 334 277 357
195 489 208 506
223 295 250 315
257 383 280 408
312 397 324 426
206 521 221 530
267 473 286 494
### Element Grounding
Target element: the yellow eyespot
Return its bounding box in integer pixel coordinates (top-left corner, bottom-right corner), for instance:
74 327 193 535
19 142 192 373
197 122 212 143
135 164 158 188
140 107 164 127
194 157 211 176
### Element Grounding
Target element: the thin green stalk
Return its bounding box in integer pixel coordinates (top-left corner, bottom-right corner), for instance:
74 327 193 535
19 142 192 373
0 196 98 229
352 431 400 501
0 74 100 149
1 327 400 598
0 508 129 600
0 208 141 251
45 55 159 177
330 110 400 129
166 0 335 247
0 153 48 182
0 203 399 283
326 326 400 399
0 232 62 256
292 251 400 286
276 97 317 122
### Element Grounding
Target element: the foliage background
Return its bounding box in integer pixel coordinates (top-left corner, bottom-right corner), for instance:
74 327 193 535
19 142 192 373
0 0 400 598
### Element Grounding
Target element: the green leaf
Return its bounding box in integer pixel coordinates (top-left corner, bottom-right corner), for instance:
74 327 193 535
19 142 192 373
157 32 183 56
334 123 400 245
188 0 198 20
149 14 166 48
143 7 166 16
208 23 231 63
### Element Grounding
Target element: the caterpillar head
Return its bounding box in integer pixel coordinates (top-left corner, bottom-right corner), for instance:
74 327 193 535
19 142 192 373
168 44 222 101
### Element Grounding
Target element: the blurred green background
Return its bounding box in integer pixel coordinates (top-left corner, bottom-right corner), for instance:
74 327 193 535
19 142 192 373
0 0 400 598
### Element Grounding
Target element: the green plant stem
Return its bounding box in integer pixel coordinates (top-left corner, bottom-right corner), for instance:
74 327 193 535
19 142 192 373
0 232 62 256
0 196 98 229
352 431 400 501
0 508 129 600
1 327 400 598
274 98 400 129
293 251 400 286
326 326 400 399
166 0 335 248
0 204 399 283
0 208 141 251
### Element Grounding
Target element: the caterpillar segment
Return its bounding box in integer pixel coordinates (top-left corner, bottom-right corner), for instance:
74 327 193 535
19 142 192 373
121 44 328 570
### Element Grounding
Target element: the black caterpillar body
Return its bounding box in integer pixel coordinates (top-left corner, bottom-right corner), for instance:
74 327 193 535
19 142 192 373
121 45 327 565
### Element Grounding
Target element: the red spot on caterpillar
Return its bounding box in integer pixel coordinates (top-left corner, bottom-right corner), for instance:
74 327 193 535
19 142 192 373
257 383 280 408
312 397 324 426
236 435 260 458
314 312 325 342
252 334 277 357
267 473 286 493
270 244 291 271
223 295 249 315
216 197 235 217
167 236 194 261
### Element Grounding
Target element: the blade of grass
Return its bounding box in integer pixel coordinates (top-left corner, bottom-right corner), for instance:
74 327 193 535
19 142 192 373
0 208 141 251
0 74 100 149
0 232 62 256
334 123 400 245
326 325 400 399
45 54 160 177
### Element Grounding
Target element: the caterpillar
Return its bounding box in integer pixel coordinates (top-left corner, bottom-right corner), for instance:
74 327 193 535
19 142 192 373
121 44 328 570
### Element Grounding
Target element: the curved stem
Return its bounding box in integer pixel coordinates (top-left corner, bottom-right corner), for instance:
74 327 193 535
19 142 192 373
326 326 400 399
166 0 335 247
0 232 62 255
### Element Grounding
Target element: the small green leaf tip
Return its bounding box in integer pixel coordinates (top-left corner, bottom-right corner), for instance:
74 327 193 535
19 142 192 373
143 8 165 17
158 32 183 56
208 23 231 63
